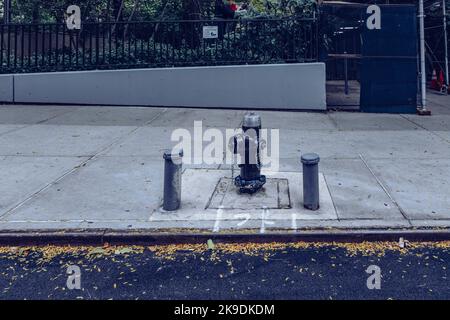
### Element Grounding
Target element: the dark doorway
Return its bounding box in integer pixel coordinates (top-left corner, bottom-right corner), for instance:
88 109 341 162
320 3 364 110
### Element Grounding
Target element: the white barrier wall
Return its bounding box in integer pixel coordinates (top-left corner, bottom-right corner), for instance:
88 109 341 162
2 63 326 110
0 75 14 103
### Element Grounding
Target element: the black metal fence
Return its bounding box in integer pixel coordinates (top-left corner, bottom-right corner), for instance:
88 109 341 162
0 18 318 74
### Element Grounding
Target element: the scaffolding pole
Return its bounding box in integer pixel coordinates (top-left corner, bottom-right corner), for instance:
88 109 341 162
420 0 428 109
443 0 449 86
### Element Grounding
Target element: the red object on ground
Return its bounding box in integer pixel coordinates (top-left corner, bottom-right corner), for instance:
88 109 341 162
438 69 445 88
230 3 238 11
430 69 439 90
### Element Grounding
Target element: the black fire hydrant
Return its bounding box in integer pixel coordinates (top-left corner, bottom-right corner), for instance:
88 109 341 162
230 113 266 194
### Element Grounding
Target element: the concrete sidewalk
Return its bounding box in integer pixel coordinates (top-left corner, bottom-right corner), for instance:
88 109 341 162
1 92 450 239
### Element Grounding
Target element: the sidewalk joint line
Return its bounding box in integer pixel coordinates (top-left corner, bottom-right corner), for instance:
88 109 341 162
143 108 168 127
0 107 169 221
0 124 29 138
358 153 411 224
400 114 450 144
35 106 80 124
326 112 340 131
0 106 81 138
322 174 340 220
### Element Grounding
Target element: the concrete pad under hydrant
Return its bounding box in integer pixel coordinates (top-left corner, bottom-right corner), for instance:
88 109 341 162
150 169 337 224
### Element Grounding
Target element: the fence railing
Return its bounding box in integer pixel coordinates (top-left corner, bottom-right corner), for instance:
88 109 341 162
0 18 318 74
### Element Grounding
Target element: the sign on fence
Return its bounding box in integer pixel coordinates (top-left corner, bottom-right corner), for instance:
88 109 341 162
203 26 219 39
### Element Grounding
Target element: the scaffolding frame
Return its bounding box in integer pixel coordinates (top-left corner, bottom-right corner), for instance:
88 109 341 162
424 0 449 88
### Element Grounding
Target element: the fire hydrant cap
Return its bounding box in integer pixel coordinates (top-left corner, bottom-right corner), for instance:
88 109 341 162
163 149 184 160
301 153 320 165
243 112 261 128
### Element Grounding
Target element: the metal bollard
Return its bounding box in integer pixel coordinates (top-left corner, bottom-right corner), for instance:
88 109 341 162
163 149 183 211
301 153 320 211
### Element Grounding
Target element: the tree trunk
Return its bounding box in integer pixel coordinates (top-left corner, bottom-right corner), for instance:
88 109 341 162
106 0 111 22
3 0 12 23
32 3 39 23
152 0 170 39
112 0 124 22
111 0 125 36
183 0 203 20
124 0 140 38
182 1 203 48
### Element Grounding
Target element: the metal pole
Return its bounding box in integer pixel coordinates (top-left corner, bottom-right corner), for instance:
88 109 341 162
419 0 427 110
163 149 183 211
443 0 449 87
301 153 320 211
344 53 349 95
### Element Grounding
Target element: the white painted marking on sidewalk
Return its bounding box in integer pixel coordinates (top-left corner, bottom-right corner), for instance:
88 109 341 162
291 213 297 232
212 206 224 232
260 206 274 234
234 213 251 227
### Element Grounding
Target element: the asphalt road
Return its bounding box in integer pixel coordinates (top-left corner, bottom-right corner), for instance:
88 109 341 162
0 243 448 300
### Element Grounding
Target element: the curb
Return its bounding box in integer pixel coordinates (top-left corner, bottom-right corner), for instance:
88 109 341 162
0 228 450 245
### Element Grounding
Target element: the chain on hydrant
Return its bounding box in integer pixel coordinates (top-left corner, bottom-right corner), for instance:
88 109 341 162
229 113 266 194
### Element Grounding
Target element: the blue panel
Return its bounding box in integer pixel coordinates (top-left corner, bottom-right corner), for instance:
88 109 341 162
360 5 417 114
